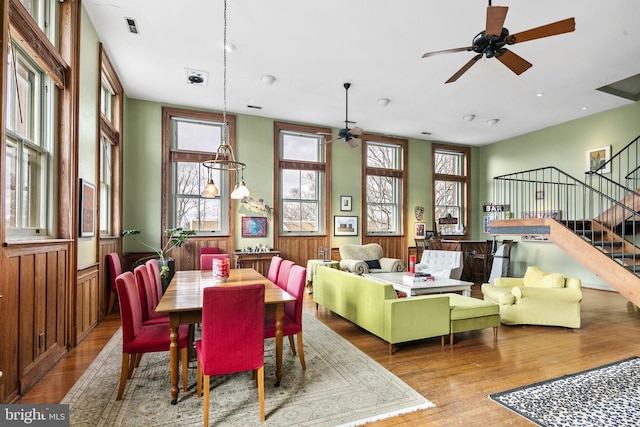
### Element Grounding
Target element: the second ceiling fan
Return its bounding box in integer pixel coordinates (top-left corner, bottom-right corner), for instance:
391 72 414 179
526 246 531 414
321 83 362 148
421 1 576 83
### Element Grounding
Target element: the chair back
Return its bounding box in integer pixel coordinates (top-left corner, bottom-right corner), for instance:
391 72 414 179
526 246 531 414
200 284 265 375
200 253 230 270
145 259 163 302
284 265 306 322
134 265 157 320
115 271 143 346
276 259 295 290
107 253 122 292
200 247 221 255
267 256 283 283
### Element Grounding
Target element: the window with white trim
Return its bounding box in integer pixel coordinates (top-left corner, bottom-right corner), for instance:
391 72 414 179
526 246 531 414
433 145 469 236
365 140 403 234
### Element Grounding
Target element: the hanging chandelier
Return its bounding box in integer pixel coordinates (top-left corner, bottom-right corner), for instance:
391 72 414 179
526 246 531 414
202 0 249 199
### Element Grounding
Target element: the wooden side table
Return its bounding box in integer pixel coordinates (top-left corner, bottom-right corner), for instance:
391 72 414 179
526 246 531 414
233 251 281 277
306 259 339 294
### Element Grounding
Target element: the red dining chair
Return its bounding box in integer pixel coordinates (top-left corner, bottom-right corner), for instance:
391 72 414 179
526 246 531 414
196 284 266 424
145 259 163 303
267 256 283 283
134 265 169 325
106 253 122 314
265 264 307 370
200 253 230 271
200 247 221 255
276 259 295 290
115 271 189 400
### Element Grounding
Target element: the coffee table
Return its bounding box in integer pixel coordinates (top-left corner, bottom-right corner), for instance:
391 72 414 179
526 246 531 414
363 272 473 297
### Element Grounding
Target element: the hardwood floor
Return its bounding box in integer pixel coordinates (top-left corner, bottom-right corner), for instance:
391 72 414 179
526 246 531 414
19 285 640 426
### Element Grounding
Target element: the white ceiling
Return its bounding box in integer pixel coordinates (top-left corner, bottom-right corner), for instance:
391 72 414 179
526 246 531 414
83 0 640 146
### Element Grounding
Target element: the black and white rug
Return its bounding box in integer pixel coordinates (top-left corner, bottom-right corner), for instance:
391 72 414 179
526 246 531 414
489 356 640 427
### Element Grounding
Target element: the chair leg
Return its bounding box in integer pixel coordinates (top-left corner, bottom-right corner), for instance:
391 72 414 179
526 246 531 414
257 366 265 422
127 354 138 378
288 335 296 356
296 332 306 370
117 353 131 400
133 353 142 369
450 332 454 346
107 291 116 314
196 359 202 398
181 347 188 392
203 374 210 427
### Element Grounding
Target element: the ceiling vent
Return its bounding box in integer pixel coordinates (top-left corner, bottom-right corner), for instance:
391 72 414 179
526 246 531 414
185 69 208 87
125 17 139 34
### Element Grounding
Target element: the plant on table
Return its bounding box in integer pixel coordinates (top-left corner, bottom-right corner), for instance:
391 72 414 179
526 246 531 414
121 228 196 278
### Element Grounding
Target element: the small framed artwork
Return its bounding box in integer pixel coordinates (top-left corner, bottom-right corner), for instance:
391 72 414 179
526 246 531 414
340 195 352 212
241 216 268 238
334 216 358 236
484 215 493 233
414 222 426 239
79 179 96 237
586 145 611 174
536 190 544 200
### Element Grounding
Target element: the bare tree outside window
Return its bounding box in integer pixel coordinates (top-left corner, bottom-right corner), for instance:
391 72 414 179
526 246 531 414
366 142 401 233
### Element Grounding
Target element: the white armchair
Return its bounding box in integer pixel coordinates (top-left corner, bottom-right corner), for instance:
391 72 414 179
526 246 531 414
339 243 405 274
415 250 463 279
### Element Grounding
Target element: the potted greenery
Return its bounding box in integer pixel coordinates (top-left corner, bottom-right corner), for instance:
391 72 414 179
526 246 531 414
121 228 196 284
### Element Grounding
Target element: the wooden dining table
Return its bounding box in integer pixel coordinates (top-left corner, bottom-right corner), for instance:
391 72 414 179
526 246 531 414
155 268 295 405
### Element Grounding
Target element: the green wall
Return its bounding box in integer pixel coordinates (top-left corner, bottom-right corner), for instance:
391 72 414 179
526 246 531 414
122 99 464 252
479 101 640 288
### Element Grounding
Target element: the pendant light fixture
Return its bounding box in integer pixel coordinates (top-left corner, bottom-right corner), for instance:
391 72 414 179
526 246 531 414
201 0 249 198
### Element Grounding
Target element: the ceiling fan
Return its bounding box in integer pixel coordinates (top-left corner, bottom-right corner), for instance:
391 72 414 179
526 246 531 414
321 83 363 148
421 1 575 83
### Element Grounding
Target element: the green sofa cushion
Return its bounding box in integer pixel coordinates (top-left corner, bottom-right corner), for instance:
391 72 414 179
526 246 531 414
535 272 566 288
523 266 548 287
448 294 499 320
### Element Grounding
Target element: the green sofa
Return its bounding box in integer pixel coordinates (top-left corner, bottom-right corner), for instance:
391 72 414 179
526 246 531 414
314 266 492 354
481 266 583 328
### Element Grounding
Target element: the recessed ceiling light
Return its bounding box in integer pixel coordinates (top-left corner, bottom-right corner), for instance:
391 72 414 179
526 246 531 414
582 106 589 110
536 93 544 97
261 75 276 85
487 118 500 126
377 98 390 107
463 114 475 121
224 43 235 52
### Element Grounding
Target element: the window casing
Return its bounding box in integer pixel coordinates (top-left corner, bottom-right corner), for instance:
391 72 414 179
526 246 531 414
278 130 325 234
17 0 59 45
365 140 403 234
433 145 470 236
167 115 232 235
5 45 54 237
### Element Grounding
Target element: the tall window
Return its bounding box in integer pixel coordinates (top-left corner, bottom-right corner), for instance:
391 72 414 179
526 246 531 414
433 144 470 236
5 45 54 237
275 122 330 234
17 0 58 44
164 109 234 235
364 138 406 234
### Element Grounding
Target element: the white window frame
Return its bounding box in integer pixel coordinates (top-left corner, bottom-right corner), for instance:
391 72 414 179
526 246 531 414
433 144 470 237
365 140 403 235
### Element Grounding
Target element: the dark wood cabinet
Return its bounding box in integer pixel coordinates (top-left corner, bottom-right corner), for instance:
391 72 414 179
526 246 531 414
233 251 281 277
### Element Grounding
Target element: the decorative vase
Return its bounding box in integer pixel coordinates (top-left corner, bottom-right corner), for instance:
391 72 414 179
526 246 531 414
211 258 230 281
158 257 175 293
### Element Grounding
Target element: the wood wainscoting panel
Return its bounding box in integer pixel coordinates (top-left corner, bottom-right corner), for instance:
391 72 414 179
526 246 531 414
275 235 329 267
76 265 100 343
363 236 407 267
98 238 120 320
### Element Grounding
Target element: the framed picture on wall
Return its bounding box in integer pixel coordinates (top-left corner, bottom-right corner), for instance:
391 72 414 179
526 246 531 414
334 216 358 236
340 195 352 211
414 222 426 239
586 145 611 174
241 216 268 238
79 179 96 237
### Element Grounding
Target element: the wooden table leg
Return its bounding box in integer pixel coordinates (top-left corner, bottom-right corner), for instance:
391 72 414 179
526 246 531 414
169 316 180 404
274 302 284 387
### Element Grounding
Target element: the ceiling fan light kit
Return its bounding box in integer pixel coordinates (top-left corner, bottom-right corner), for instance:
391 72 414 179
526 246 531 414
421 2 576 83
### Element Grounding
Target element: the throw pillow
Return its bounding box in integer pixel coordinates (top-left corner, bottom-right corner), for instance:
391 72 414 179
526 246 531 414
365 260 381 270
523 266 548 287
535 272 566 288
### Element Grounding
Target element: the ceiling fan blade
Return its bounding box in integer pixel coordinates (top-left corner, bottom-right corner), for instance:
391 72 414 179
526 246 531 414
486 6 508 37
422 47 472 58
345 138 359 149
496 49 533 75
349 126 363 136
508 17 576 44
321 136 342 145
445 54 482 84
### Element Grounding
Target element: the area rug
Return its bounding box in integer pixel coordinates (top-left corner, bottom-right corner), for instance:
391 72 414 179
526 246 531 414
62 311 433 426
489 356 640 427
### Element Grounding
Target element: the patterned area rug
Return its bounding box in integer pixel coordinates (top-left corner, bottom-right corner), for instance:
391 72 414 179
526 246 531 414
62 311 433 426
489 356 640 427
